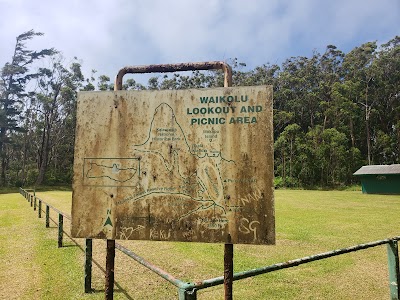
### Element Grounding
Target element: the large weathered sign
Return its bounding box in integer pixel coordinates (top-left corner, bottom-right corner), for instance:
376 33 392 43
71 86 275 244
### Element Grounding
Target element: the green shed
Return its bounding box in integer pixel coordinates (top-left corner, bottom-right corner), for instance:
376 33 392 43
353 164 400 194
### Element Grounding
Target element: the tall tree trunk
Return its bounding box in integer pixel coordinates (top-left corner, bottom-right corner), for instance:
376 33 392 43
0 129 6 186
1 155 6 186
282 151 286 181
322 115 327 131
349 118 355 148
20 132 28 185
397 122 400 163
365 86 372 165
36 99 57 186
289 138 293 178
35 117 52 186
366 114 372 165
35 132 50 186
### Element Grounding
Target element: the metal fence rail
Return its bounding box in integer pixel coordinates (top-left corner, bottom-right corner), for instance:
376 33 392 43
19 188 400 300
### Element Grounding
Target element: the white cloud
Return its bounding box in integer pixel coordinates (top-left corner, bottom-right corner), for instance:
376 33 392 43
0 0 398 83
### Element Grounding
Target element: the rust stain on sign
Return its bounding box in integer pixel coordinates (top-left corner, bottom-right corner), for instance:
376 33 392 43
71 86 275 244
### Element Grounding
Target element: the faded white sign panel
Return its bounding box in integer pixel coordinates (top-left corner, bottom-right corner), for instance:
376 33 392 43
71 86 275 244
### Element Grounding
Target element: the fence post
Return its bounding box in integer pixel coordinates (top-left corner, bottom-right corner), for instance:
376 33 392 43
85 239 93 293
178 287 197 300
38 200 42 218
224 236 234 300
105 239 115 300
45 205 50 228
58 214 63 248
387 240 400 300
30 195 33 207
34 196 37 211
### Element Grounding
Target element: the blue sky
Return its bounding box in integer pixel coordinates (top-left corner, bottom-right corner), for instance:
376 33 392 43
1 0 399 84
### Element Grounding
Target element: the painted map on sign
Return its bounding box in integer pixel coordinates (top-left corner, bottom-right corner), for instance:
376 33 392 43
84 158 140 186
71 86 275 244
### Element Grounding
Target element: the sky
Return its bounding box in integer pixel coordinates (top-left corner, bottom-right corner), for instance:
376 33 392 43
0 0 399 84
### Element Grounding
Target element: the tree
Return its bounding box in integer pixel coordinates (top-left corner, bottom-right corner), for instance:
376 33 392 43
318 45 345 130
371 36 400 163
305 126 350 186
98 75 113 91
32 55 84 185
277 53 323 130
274 124 304 186
2 31 397 188
0 30 55 185
342 42 378 165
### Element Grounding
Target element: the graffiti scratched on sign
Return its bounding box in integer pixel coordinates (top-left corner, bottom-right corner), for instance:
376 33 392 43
71 86 275 244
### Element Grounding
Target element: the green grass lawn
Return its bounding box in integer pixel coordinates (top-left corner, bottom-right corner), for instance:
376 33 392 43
2 189 400 299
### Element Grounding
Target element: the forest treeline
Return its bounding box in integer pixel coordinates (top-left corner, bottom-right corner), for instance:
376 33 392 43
1 30 399 188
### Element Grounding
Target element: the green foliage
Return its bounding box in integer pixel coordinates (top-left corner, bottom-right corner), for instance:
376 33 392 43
273 176 284 188
0 30 55 186
1 32 399 188
270 37 399 187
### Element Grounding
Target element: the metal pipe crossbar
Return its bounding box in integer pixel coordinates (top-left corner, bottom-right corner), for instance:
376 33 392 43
18 188 400 300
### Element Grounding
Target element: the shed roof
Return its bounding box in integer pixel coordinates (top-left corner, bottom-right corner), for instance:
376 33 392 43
353 164 400 175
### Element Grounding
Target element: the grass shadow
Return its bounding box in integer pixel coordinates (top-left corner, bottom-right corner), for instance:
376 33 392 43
22 197 136 300
90 288 134 300
0 185 72 195
60 233 136 300
22 185 72 192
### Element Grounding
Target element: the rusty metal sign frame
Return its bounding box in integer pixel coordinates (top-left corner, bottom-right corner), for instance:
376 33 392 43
107 61 235 300
114 61 233 90
72 64 274 244
73 61 275 299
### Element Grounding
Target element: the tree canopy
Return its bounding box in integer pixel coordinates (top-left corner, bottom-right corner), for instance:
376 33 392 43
1 31 399 188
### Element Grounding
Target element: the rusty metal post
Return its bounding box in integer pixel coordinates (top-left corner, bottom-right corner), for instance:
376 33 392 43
224 234 234 300
112 61 233 300
38 200 42 218
85 239 93 293
105 239 115 300
45 205 50 227
222 64 234 300
388 240 400 300
115 61 232 90
58 213 63 247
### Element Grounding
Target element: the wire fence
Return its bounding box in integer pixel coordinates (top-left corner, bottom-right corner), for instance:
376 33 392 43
19 188 400 300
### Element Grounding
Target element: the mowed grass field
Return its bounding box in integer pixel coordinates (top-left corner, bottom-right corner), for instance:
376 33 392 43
1 189 400 299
